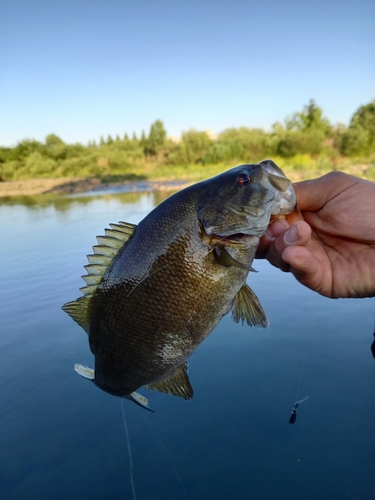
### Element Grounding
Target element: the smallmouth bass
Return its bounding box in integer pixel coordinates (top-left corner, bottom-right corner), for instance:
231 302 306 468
63 160 296 407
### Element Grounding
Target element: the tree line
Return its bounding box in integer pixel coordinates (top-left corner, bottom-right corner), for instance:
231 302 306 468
0 99 374 181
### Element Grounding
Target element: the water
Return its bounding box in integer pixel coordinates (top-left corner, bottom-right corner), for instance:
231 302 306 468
1 190 374 500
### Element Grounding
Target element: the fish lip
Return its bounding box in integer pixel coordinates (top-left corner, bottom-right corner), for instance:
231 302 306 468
213 232 257 243
204 218 269 239
210 229 265 244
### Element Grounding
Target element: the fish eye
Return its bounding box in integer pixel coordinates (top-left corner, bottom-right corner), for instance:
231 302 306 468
237 174 251 185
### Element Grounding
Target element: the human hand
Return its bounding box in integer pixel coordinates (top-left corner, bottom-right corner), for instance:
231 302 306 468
256 171 375 298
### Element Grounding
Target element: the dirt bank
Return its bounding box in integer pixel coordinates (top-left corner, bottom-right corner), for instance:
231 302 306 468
0 177 192 198
0 177 104 198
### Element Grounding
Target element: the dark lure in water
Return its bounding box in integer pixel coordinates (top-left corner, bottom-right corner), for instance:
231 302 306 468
63 160 296 408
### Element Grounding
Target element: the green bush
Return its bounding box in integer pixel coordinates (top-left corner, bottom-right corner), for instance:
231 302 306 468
338 100 375 157
13 152 57 179
203 142 241 164
2 160 24 180
108 149 134 170
275 129 325 157
57 153 103 177
168 130 213 164
216 127 271 161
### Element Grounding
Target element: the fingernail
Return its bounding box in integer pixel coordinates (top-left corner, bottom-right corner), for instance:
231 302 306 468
266 219 289 241
284 224 300 245
265 228 276 241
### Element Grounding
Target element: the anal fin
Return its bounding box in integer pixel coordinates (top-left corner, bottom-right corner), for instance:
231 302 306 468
232 283 269 328
146 363 193 400
128 392 154 412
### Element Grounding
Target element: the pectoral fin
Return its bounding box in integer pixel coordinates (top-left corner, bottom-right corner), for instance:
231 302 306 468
232 283 269 328
146 363 193 400
214 246 255 271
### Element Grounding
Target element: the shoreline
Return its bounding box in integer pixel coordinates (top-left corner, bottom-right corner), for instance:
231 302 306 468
0 162 372 198
0 177 192 198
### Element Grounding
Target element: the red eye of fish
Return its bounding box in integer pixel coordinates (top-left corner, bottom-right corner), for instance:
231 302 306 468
237 174 251 185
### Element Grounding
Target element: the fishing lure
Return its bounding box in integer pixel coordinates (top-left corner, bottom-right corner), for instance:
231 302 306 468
289 396 309 424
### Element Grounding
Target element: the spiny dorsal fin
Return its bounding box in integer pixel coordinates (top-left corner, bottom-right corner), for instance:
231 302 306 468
146 363 193 400
79 221 137 299
232 283 269 328
62 221 136 328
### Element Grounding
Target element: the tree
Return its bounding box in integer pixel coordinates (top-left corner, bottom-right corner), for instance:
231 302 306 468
8 139 43 161
338 100 375 156
45 134 67 160
168 130 212 164
144 119 167 156
285 99 331 135
271 100 331 157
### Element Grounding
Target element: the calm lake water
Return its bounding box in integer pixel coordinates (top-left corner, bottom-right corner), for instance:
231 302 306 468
1 188 375 500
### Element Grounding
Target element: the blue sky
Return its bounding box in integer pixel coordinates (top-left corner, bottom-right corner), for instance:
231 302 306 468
1 0 374 146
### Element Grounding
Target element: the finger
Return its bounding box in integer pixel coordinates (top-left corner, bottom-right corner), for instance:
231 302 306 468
264 221 311 271
256 219 290 258
282 246 324 293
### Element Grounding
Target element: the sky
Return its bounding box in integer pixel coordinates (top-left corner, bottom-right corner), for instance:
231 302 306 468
1 0 374 146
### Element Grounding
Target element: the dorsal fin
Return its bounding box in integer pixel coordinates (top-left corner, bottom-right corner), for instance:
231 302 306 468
146 363 193 400
62 221 137 328
231 283 269 328
79 220 136 299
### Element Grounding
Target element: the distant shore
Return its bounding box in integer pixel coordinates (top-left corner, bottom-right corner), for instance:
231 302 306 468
0 161 372 199
0 177 193 198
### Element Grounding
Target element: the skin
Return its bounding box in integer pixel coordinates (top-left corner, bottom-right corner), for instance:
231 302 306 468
256 171 375 299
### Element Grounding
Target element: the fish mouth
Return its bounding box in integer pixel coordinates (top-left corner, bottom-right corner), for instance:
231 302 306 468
210 231 262 246
209 208 270 239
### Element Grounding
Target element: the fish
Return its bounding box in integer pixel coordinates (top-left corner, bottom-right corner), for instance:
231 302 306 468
62 160 296 405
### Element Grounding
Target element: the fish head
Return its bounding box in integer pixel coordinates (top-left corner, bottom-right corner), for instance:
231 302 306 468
198 160 296 238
